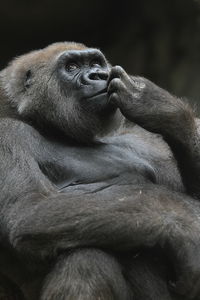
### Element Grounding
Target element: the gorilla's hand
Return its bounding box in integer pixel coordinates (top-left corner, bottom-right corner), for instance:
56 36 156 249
107 66 193 137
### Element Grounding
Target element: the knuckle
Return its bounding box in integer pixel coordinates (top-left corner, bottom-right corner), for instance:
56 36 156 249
111 65 125 75
114 65 124 72
108 78 122 91
112 78 121 85
109 92 118 100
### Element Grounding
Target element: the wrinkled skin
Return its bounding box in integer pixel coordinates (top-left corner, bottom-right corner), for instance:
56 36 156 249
0 42 200 300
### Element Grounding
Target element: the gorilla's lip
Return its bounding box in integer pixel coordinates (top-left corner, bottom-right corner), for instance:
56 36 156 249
87 88 107 99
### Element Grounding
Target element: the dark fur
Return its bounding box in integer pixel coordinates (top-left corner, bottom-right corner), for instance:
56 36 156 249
0 42 200 299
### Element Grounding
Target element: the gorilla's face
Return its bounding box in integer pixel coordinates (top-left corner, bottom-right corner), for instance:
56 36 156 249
57 48 109 110
1 42 119 143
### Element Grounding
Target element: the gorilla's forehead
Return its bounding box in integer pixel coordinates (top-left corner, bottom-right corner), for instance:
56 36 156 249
10 42 89 69
56 48 103 61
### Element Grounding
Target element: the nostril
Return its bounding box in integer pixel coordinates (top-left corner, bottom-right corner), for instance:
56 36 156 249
100 72 109 80
89 73 100 80
88 71 108 81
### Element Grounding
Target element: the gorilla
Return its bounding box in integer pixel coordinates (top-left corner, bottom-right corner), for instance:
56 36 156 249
0 42 200 300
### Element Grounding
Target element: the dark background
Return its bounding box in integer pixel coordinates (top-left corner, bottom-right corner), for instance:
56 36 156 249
1 0 200 110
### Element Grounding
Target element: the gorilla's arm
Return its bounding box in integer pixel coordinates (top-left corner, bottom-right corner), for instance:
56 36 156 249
108 66 200 199
1 120 200 297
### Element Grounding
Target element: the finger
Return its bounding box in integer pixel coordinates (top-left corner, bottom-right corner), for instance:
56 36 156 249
109 92 120 106
108 66 127 84
107 78 126 96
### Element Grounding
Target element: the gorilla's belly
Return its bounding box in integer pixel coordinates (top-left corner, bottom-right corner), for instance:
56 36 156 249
49 135 156 194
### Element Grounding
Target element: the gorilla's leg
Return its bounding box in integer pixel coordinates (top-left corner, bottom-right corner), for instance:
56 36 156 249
0 273 25 300
40 249 181 300
40 249 132 300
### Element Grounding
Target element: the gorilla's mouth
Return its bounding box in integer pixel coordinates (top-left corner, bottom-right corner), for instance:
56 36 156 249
88 88 108 100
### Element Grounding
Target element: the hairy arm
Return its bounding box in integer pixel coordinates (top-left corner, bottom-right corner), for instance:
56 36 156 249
108 66 200 199
0 119 200 297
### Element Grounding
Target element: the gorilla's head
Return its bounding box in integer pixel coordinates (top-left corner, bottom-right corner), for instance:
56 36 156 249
0 42 120 143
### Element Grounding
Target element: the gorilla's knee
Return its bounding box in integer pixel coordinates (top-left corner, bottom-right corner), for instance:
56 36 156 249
40 248 132 300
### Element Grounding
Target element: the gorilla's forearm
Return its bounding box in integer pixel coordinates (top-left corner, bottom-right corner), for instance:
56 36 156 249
5 184 200 292
138 80 200 199
162 111 200 199
141 85 200 199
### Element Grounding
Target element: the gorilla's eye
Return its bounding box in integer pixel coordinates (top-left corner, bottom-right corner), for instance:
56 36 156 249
66 63 79 72
90 60 102 68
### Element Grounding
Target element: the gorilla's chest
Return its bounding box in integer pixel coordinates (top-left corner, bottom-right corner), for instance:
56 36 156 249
41 134 156 194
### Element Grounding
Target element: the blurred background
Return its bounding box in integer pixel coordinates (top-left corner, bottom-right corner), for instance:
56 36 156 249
1 0 200 110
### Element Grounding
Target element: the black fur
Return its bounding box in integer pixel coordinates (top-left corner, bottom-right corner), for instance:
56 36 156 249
0 42 200 299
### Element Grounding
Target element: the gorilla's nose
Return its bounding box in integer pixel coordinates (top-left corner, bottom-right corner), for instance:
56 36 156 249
83 70 108 84
88 71 108 81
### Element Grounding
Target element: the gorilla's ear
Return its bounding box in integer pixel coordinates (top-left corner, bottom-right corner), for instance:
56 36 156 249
24 70 32 89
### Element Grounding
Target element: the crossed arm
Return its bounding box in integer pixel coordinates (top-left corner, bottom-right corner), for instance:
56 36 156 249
1 69 200 298
1 121 200 299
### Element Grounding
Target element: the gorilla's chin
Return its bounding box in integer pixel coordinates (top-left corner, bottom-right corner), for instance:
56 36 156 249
87 92 107 102
84 93 115 114
62 100 119 144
